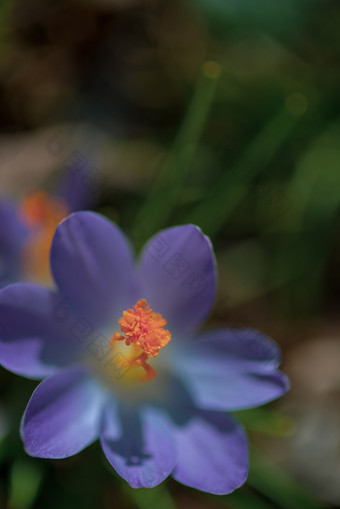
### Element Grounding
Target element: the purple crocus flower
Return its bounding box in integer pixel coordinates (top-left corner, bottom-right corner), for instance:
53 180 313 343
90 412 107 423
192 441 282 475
0 167 92 286
0 212 289 494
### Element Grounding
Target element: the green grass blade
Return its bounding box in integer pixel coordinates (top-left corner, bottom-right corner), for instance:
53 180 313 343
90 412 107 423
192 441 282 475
234 408 295 437
184 103 303 237
209 488 275 509
122 483 177 509
248 447 327 509
9 459 44 509
131 61 221 248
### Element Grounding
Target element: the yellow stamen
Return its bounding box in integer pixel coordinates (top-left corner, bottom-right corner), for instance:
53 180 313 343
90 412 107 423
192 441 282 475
111 299 171 381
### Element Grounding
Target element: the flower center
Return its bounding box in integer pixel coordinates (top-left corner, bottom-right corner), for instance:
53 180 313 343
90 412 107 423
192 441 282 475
19 191 69 283
111 298 171 382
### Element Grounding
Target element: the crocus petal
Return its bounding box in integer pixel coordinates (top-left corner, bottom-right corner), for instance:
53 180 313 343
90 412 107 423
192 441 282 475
101 403 176 488
0 198 27 285
172 328 289 411
0 283 79 379
136 225 217 335
174 328 282 374
21 367 106 458
57 130 103 212
58 166 94 212
51 212 134 324
178 370 289 411
171 409 248 494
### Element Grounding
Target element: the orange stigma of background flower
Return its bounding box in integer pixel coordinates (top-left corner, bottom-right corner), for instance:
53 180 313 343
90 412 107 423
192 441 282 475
19 191 69 283
112 299 171 381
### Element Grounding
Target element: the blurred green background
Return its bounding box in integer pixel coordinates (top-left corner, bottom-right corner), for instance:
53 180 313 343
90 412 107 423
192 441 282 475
0 0 340 507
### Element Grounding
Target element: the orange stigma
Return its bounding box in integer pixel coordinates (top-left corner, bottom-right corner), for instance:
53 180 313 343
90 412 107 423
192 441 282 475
112 299 171 381
20 191 69 283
